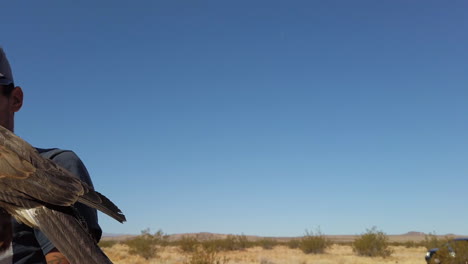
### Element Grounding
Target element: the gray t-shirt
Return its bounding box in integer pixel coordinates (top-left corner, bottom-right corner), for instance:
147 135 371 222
0 148 102 264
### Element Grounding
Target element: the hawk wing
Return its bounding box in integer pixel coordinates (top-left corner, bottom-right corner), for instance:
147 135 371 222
0 125 126 264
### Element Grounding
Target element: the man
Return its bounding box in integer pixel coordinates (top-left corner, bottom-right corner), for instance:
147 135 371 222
0 47 102 264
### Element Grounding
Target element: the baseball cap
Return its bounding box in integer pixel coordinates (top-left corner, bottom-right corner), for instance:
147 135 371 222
0 47 14 86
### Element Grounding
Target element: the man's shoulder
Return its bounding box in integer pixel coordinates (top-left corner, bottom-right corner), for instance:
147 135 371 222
35 147 80 162
34 147 91 183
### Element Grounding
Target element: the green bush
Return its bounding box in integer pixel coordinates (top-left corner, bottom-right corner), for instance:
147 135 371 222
154 229 171 246
98 240 117 248
287 239 300 249
125 236 156 259
433 240 468 264
179 236 200 253
124 228 168 259
352 227 393 258
235 234 252 250
422 232 445 250
202 238 232 252
202 235 252 252
299 229 331 254
257 238 277 250
185 247 229 264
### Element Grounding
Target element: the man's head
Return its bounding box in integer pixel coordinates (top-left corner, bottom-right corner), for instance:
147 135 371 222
0 48 23 132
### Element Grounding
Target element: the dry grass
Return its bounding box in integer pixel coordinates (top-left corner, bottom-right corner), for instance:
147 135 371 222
103 244 427 264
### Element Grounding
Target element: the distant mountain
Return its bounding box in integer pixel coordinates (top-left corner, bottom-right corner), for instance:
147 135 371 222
101 233 137 241
100 231 468 243
102 232 131 237
402 231 426 236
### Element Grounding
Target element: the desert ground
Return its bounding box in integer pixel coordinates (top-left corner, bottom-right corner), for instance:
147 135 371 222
103 244 427 264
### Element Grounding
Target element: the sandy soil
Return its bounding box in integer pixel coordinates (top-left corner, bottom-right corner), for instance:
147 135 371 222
103 244 428 264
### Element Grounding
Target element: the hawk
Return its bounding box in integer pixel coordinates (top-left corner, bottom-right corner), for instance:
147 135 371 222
0 125 126 264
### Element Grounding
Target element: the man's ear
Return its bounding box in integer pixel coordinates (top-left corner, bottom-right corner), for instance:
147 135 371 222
10 86 23 112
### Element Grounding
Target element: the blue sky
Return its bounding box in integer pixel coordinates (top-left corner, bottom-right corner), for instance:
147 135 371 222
2 0 468 237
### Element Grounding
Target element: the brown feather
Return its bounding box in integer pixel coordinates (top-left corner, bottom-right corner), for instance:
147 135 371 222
0 125 125 263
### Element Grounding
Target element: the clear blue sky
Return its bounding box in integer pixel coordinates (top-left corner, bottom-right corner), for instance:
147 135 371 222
2 0 468 237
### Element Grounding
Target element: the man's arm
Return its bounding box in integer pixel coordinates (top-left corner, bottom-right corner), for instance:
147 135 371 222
45 249 69 264
36 149 102 263
51 150 102 242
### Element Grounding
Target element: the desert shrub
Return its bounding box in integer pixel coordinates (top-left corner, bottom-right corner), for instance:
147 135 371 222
299 229 331 254
202 238 233 252
235 234 252 249
257 238 277 250
443 240 468 264
427 238 468 264
287 239 300 249
352 227 393 258
422 232 444 250
185 247 229 264
154 229 171 246
98 239 117 248
202 235 252 252
125 236 155 259
125 228 168 259
402 241 417 248
389 241 418 248
179 236 200 253
430 246 451 264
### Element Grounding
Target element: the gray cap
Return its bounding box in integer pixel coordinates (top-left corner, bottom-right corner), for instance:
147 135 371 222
0 47 14 86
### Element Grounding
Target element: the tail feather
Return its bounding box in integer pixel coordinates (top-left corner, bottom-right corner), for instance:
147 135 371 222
34 207 113 264
78 191 126 223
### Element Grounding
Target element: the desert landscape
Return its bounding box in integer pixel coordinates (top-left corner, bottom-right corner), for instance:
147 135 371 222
103 244 426 264
99 231 453 264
